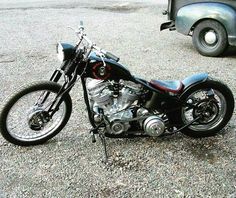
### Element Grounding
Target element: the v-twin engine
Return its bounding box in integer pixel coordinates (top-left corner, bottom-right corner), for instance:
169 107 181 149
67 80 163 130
87 79 165 136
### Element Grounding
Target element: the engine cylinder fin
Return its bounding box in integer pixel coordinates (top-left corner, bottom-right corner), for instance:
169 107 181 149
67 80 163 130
87 79 145 135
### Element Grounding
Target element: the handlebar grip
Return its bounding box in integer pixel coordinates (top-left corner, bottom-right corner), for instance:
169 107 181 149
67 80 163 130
105 52 120 62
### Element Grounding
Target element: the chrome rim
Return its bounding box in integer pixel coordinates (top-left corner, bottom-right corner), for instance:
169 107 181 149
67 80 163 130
6 90 66 142
181 89 227 131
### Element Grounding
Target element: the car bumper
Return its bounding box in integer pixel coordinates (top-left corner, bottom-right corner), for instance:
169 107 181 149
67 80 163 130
228 36 236 46
160 21 175 31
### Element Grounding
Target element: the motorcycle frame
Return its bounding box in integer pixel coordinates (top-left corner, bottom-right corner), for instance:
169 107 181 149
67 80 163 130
47 56 209 132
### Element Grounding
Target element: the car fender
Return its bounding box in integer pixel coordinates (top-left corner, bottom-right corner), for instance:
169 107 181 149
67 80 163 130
176 2 236 46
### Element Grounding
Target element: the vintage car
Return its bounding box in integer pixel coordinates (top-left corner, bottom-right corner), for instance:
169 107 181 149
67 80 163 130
161 0 236 57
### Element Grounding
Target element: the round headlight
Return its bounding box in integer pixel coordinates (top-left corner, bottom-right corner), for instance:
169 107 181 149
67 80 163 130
57 43 65 63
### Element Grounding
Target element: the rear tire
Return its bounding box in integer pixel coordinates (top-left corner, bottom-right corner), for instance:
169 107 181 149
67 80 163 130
176 79 234 137
0 81 72 146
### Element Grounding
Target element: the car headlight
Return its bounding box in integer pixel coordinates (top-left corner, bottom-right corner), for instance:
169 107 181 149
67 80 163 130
56 42 75 63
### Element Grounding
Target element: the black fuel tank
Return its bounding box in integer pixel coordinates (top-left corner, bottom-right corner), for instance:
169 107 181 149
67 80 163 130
86 52 133 81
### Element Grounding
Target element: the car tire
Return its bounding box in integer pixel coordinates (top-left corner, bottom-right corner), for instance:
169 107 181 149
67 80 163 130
192 20 228 57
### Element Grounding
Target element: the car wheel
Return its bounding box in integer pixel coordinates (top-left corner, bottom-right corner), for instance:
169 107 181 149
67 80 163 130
192 20 228 57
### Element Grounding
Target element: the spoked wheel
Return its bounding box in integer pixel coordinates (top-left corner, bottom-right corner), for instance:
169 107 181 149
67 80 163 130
0 81 72 145
177 80 234 137
192 20 228 57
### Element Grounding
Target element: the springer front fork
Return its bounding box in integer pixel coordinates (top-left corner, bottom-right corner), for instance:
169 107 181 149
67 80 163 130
50 69 62 82
48 70 72 117
37 69 73 118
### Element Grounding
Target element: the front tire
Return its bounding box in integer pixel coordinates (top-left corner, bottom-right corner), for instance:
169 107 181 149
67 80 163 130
192 20 228 57
177 79 234 137
0 81 72 146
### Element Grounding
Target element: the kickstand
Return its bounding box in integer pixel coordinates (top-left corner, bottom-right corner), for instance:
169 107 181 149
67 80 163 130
89 123 109 163
99 132 108 164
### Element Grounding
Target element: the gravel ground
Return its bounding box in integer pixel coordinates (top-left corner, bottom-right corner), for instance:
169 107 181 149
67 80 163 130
0 0 236 197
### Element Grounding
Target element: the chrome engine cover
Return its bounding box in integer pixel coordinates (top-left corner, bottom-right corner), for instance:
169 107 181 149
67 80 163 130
107 109 133 134
87 79 142 134
109 122 130 134
143 116 165 137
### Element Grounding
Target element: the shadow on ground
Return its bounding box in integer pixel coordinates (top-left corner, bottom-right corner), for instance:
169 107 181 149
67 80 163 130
224 46 236 57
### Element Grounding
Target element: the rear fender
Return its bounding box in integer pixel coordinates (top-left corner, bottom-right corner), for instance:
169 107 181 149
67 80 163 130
181 73 208 97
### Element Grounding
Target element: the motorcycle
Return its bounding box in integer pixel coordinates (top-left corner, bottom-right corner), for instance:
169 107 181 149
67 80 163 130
0 22 234 162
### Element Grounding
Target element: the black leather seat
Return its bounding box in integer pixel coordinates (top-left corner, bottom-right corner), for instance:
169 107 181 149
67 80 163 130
150 79 184 94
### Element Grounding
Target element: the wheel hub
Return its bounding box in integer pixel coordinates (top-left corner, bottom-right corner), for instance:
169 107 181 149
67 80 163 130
204 31 217 45
28 109 50 131
193 101 219 124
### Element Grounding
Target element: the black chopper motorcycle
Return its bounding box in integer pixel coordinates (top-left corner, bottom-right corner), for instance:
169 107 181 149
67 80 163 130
0 22 234 161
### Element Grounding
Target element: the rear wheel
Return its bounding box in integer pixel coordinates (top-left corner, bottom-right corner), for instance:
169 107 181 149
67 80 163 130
192 20 228 57
0 81 72 145
177 80 234 137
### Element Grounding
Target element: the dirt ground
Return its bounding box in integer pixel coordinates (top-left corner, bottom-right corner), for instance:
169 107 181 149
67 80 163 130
0 0 235 197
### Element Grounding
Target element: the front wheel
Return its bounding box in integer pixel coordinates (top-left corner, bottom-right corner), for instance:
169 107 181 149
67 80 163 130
0 81 72 146
176 79 234 137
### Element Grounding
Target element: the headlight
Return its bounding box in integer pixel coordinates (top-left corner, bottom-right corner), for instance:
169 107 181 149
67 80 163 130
56 42 75 63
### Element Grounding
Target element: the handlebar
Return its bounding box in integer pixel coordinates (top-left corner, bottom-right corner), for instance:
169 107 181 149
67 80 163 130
104 51 120 62
74 23 120 62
